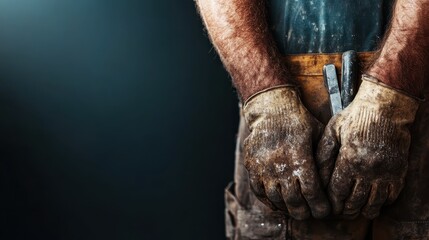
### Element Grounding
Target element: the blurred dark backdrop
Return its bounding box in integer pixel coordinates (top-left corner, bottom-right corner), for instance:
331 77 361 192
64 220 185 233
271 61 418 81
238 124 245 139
0 0 238 239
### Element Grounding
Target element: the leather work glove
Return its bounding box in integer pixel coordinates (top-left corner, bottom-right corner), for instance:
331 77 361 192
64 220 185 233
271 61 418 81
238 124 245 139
243 85 331 220
316 75 420 219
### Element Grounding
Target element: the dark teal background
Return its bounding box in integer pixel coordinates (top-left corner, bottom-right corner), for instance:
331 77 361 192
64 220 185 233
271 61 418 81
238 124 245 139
0 0 237 239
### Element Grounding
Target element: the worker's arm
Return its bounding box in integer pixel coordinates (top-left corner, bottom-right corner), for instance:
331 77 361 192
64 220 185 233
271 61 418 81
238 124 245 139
367 0 429 97
317 0 428 220
196 0 330 220
195 0 288 100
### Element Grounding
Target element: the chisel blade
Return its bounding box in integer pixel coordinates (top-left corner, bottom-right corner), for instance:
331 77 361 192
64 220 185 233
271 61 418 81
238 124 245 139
323 64 343 116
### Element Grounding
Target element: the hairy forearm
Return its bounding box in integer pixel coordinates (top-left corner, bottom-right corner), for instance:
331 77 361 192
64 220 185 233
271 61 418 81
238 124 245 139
195 0 290 100
367 0 429 97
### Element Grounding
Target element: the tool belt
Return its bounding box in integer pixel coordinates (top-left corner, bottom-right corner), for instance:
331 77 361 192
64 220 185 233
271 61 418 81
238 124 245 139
283 52 375 124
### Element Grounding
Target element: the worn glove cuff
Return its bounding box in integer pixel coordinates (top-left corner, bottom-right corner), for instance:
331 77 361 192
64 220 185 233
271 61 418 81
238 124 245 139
243 85 299 107
242 86 316 138
362 74 425 102
355 76 420 124
243 86 299 127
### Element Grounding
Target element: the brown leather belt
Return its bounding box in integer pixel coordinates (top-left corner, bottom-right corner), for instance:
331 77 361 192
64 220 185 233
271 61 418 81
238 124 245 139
282 52 375 124
283 52 375 76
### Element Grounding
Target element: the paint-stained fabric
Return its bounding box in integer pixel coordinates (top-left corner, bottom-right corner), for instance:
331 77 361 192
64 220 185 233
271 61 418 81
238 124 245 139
267 0 394 54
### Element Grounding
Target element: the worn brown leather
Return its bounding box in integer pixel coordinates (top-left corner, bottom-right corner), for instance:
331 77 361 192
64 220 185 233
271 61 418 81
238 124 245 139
316 76 420 219
283 52 375 124
243 86 330 220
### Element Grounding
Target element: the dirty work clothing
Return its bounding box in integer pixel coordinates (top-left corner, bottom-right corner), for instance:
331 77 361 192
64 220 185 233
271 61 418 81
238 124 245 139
225 1 429 239
267 0 394 54
225 53 429 239
226 84 429 240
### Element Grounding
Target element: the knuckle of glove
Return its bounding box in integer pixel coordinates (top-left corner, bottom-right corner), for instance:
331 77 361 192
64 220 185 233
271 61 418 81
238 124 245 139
338 78 418 174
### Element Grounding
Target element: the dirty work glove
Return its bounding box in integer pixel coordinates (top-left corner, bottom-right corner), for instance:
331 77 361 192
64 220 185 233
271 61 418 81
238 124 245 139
243 85 330 220
317 75 420 219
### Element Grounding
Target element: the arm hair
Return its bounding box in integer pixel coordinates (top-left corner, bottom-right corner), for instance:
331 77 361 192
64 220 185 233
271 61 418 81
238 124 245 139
367 0 429 97
195 0 291 100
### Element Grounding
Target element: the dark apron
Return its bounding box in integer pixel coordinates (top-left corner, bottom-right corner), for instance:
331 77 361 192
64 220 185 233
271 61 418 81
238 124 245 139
267 0 394 54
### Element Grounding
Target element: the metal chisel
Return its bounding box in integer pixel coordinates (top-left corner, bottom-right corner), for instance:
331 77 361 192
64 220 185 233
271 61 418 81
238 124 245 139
323 64 343 116
341 50 358 108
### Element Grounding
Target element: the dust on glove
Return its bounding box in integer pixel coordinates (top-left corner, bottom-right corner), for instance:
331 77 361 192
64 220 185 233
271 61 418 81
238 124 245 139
316 75 419 219
243 86 330 220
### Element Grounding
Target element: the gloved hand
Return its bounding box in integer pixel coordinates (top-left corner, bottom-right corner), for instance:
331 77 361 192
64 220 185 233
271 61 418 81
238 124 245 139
243 86 330 220
317 75 420 219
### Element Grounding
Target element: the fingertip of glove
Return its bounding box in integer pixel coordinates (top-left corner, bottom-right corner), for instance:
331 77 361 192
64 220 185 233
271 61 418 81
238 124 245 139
362 210 380 220
318 168 332 187
291 211 311 221
330 197 345 216
312 201 331 219
288 205 311 221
